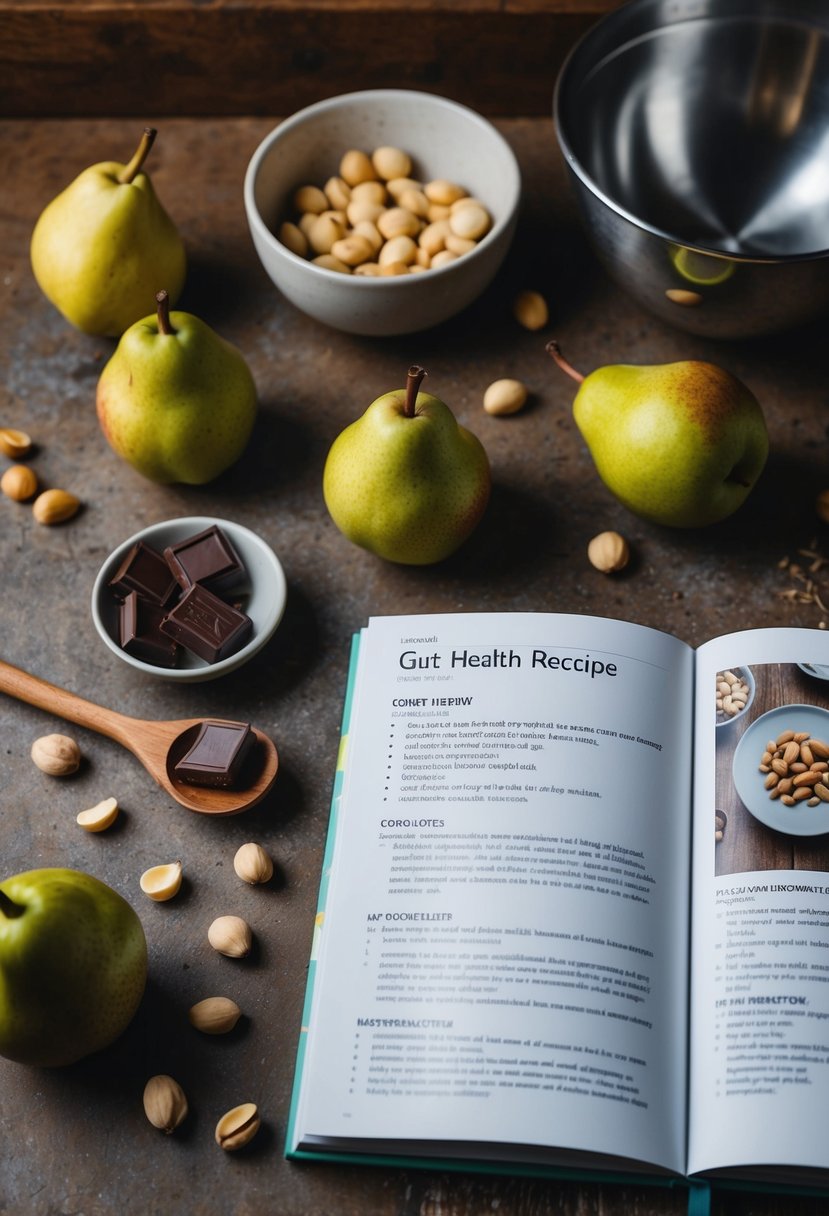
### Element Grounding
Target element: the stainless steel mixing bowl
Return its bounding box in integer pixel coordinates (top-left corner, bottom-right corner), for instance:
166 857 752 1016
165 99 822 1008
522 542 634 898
554 0 829 338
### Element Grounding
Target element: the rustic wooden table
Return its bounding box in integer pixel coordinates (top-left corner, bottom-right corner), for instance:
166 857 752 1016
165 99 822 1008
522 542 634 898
2 101 829 1216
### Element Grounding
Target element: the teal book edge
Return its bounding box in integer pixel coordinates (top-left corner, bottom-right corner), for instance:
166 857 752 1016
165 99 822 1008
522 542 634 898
282 626 829 1216
285 630 363 1159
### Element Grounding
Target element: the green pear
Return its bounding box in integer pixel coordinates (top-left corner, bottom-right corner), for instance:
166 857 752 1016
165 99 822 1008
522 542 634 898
96 291 257 484
323 366 491 564
0 867 147 1067
548 341 769 528
30 127 186 337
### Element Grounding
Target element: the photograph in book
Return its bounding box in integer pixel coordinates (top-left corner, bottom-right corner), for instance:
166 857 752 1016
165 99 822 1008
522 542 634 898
714 662 829 877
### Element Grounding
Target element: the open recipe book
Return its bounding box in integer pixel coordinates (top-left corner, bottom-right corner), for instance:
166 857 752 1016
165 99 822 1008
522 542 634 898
286 612 829 1210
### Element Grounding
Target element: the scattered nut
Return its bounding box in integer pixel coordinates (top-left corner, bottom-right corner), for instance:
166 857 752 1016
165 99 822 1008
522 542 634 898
512 290 549 331
188 996 243 1035
140 861 183 902
143 1074 188 1134
233 842 274 885
1 464 38 501
587 531 630 574
483 379 528 416
208 914 253 958
32 488 80 525
77 796 119 832
31 733 81 777
215 1102 261 1151
0 428 32 460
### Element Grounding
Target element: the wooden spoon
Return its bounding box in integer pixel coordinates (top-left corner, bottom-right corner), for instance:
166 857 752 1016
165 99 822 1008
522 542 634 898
0 658 278 815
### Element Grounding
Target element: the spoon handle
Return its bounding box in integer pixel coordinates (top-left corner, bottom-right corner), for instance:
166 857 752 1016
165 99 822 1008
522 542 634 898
0 658 140 750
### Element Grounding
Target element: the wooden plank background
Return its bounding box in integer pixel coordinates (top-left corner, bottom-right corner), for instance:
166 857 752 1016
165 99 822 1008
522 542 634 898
2 0 626 118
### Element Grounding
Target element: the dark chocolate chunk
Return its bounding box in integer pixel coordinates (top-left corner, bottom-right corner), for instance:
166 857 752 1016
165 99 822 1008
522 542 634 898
119 591 180 668
163 525 247 594
109 540 179 606
173 720 256 788
160 583 253 663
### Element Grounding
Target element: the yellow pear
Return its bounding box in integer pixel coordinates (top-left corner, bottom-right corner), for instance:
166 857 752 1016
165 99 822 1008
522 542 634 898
548 341 768 528
30 127 186 337
96 291 257 484
323 366 491 564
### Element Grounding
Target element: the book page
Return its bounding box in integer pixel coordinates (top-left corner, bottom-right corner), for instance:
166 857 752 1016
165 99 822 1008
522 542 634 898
291 612 694 1174
689 628 829 1178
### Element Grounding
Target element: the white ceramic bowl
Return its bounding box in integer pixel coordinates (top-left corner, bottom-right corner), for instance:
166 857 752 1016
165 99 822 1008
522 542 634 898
91 517 287 682
243 89 522 336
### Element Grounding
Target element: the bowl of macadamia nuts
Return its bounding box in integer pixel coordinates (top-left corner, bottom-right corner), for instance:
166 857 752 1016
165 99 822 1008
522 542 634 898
715 666 755 730
243 89 521 336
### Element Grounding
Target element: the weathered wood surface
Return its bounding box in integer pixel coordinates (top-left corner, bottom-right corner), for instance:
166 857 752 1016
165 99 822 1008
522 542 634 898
3 0 627 118
1 112 827 1216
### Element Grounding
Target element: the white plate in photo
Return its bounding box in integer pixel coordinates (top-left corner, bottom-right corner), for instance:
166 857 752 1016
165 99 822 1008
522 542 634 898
732 704 829 837
797 662 829 681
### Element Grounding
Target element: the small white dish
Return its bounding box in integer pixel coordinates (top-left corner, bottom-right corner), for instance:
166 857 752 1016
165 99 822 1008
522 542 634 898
91 516 287 683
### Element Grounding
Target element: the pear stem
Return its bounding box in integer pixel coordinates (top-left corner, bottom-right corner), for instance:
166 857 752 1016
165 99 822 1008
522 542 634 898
0 889 24 919
118 127 157 185
405 365 427 418
546 339 585 385
156 290 175 335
